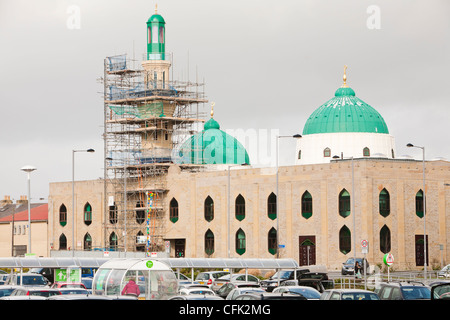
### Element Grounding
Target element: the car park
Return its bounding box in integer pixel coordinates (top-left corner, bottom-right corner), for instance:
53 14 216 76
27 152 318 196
320 289 379 300
4 273 50 287
273 285 321 300
235 292 307 300
216 282 261 298
212 273 260 292
341 258 370 275
261 268 331 292
376 281 430 300
195 271 229 288
225 287 265 300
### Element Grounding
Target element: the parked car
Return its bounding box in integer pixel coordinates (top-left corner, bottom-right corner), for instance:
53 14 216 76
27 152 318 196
438 264 450 279
51 282 87 289
179 284 216 296
195 271 229 289
0 295 47 300
58 287 90 295
81 277 93 290
225 287 266 300
212 273 260 292
47 294 137 300
273 285 321 300
278 272 334 293
235 292 307 300
174 272 192 282
260 269 311 291
320 289 379 300
169 294 224 300
4 273 50 287
341 258 370 275
431 282 450 300
376 281 430 300
0 285 22 298
9 286 62 298
0 273 9 285
216 282 261 298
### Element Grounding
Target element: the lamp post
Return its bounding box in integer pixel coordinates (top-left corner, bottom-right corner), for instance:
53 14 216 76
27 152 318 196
227 163 249 258
72 149 95 257
20 165 37 255
276 134 302 258
407 143 427 280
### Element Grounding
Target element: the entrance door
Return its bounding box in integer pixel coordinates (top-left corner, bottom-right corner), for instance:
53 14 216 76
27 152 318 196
299 236 316 266
415 235 429 266
175 239 185 258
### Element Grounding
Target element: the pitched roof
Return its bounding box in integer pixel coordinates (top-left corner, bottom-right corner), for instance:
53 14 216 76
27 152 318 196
0 203 48 223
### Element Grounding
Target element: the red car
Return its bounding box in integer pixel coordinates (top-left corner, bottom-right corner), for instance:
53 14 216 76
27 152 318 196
51 282 87 289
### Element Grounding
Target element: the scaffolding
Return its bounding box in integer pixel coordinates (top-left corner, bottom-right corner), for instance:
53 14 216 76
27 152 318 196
101 54 207 255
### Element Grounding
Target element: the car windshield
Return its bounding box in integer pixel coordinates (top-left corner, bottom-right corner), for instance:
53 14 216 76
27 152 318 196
22 275 47 286
288 288 321 299
30 291 60 297
401 287 431 300
341 292 379 300
272 271 292 280
212 272 229 279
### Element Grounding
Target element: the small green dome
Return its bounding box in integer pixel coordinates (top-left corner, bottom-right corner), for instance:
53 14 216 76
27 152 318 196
147 13 165 24
176 117 250 165
302 86 389 135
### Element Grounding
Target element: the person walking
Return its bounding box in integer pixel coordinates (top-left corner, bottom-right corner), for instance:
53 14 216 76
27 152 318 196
121 278 140 297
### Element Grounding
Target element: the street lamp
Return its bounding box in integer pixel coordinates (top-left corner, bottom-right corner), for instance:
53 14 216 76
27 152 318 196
227 162 249 258
276 134 302 258
20 165 37 254
407 143 427 280
72 149 95 257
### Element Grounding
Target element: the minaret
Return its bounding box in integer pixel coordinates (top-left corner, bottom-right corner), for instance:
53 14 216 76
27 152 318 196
142 5 171 90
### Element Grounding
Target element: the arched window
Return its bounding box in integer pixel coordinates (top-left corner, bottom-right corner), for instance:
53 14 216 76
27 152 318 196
267 192 277 220
84 233 92 251
235 228 246 255
205 229 214 256
109 202 117 224
380 225 391 254
109 232 118 251
59 234 67 250
415 190 425 218
204 196 214 222
136 200 145 224
363 147 370 157
339 225 351 254
324 147 331 157
84 203 92 226
339 189 351 218
301 191 313 219
170 198 179 223
379 188 390 217
298 150 302 159
235 194 245 221
59 204 67 227
268 227 277 255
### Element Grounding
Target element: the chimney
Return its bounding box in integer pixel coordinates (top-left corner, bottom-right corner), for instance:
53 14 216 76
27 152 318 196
0 195 13 206
16 195 28 204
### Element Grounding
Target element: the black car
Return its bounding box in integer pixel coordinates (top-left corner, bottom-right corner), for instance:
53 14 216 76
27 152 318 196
376 281 430 300
341 258 370 275
260 269 310 292
261 269 331 292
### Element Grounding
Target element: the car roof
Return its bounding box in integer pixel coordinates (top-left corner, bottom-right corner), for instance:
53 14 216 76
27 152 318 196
326 289 376 293
275 285 319 291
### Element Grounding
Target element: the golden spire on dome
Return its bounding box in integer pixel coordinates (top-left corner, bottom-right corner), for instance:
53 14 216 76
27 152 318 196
342 65 349 88
210 102 215 118
155 3 158 14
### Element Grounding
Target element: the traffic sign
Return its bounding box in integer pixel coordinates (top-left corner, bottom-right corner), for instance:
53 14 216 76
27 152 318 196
361 240 369 254
383 253 394 266
54 269 81 282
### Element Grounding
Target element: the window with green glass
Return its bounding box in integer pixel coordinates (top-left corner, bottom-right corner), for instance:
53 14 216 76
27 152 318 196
379 188 390 217
339 189 351 218
339 225 351 254
109 232 118 250
415 190 425 218
84 203 92 226
204 196 214 222
235 194 245 221
267 192 277 220
324 147 331 157
59 234 67 250
84 233 92 250
170 198 179 223
301 191 313 219
59 204 67 227
235 228 246 255
268 227 277 255
205 229 214 256
363 147 370 157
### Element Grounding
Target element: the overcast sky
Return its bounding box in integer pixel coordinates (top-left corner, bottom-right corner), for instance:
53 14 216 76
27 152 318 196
0 0 449 202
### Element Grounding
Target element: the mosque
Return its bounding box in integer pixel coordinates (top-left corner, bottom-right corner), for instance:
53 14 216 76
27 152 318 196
47 9 450 271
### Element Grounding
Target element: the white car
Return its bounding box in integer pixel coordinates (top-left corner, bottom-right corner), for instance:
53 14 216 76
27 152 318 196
179 284 216 296
225 287 265 300
438 264 450 278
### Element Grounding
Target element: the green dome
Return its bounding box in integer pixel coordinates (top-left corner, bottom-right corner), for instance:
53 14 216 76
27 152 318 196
147 13 165 24
302 86 389 135
176 117 250 165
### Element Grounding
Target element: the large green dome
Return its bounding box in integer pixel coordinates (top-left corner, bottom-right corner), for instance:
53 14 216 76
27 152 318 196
302 85 389 135
176 117 250 165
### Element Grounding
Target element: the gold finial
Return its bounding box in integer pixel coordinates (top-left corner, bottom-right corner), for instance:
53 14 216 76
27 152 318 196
210 102 215 118
155 4 158 14
342 65 348 88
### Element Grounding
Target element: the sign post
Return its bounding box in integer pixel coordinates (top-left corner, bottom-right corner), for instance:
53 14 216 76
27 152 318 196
361 240 369 290
383 253 394 281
